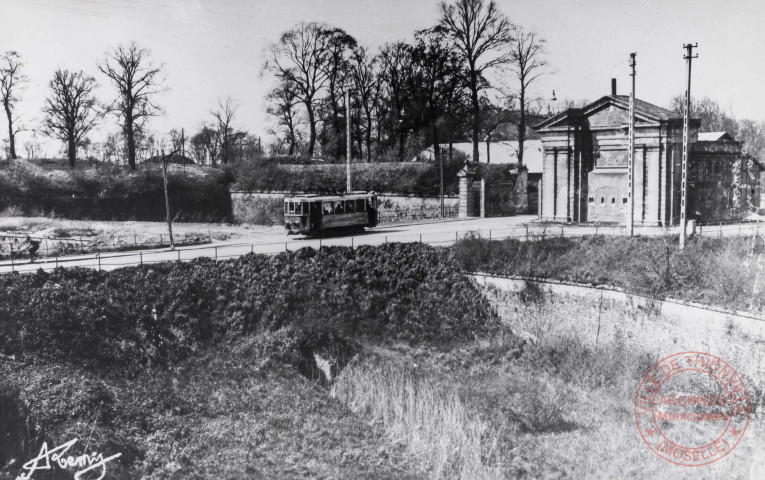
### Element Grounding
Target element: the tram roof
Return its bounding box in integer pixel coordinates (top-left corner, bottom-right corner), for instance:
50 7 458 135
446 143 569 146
284 192 375 201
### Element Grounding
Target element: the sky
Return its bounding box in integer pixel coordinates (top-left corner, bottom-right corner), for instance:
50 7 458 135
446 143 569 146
2 0 765 156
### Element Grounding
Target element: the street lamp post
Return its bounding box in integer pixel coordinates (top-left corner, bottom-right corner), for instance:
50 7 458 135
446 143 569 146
346 88 352 193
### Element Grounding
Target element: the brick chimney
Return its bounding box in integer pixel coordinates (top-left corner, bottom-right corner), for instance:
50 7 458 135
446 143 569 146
611 78 617 96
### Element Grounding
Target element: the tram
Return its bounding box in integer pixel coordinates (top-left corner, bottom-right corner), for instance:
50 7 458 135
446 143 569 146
284 192 378 235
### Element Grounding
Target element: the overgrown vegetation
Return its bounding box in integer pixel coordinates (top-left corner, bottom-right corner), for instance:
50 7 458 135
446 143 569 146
452 234 764 311
0 162 234 222
0 243 498 478
0 244 497 369
231 154 467 196
2 239 764 478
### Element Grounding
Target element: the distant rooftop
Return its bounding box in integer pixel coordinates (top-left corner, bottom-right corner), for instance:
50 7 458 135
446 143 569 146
610 95 676 120
698 131 735 141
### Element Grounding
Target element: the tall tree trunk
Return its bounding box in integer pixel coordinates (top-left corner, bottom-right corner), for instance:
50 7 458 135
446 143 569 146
470 72 480 164
67 136 76 168
365 115 372 162
433 124 443 217
126 115 136 170
518 89 526 166
4 102 16 160
162 157 175 250
221 133 227 164
306 101 316 157
432 123 441 162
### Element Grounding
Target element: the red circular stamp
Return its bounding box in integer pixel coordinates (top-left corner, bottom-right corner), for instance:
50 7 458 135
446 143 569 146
634 352 750 466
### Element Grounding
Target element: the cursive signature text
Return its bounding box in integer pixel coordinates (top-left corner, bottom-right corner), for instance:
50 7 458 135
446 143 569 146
18 438 121 480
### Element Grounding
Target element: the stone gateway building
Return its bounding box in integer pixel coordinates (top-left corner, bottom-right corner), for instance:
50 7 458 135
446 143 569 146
533 87 763 225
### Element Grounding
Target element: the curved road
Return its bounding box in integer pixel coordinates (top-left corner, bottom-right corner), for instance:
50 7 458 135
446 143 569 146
0 216 536 274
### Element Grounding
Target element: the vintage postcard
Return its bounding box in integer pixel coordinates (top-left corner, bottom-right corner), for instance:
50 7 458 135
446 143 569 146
1 0 763 478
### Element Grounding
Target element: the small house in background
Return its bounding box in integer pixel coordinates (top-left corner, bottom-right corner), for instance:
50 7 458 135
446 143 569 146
533 80 764 225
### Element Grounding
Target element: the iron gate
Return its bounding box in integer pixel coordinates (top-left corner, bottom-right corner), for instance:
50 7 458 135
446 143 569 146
486 181 517 217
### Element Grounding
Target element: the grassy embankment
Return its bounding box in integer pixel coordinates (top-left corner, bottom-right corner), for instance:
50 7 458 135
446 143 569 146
2 239 764 478
0 160 234 222
453 233 765 313
0 244 496 478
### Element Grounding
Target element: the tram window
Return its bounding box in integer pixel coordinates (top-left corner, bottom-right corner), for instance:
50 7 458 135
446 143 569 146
368 197 376 208
323 201 333 214
346 200 355 213
295 202 302 215
334 200 344 214
302 202 308 214
284 202 289 214
287 201 294 214
356 199 365 211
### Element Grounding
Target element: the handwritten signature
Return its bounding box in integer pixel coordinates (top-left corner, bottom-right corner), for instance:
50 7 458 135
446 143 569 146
18 438 121 480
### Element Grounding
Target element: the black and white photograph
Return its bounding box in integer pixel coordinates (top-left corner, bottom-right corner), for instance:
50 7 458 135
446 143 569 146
1 0 764 478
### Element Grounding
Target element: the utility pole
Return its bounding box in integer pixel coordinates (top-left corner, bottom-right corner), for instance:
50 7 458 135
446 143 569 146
627 53 636 236
680 43 698 250
346 88 352 193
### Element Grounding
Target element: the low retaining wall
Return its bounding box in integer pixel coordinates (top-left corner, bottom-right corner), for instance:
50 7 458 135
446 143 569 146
471 272 765 337
231 191 459 225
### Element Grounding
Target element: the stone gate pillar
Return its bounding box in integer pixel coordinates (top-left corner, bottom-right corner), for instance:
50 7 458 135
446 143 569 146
514 166 529 214
458 164 476 218
480 178 486 218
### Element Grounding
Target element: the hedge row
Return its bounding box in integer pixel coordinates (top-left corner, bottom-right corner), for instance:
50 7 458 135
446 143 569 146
0 164 234 222
231 155 469 196
0 243 499 371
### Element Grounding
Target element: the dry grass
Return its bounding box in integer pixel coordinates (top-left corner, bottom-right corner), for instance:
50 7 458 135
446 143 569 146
335 356 503 479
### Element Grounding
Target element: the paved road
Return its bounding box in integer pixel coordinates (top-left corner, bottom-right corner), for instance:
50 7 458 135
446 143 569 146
0 216 536 273
1 216 760 274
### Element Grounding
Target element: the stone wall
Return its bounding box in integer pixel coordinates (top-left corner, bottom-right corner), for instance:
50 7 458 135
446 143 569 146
231 191 459 225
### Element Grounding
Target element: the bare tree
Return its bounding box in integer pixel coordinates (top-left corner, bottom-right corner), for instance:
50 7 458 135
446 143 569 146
160 146 181 250
99 42 164 169
507 26 545 166
349 46 381 162
40 69 100 168
266 81 304 155
439 0 513 163
318 27 357 158
102 132 123 164
0 51 27 160
211 96 239 164
23 130 42 159
264 22 333 157
169 128 186 158
670 95 739 135
377 41 416 160
190 124 219 165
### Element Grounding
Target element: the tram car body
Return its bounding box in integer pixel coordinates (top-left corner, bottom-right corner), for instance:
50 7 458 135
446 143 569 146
284 192 378 235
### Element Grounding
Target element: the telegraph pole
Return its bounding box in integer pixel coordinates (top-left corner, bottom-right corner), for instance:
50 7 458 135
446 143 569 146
627 53 636 236
346 88 352 193
680 43 698 250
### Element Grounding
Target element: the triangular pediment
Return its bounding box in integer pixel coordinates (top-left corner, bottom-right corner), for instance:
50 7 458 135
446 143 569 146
534 95 679 131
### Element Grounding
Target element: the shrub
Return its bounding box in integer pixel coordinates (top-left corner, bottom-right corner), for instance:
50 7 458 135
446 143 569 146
0 164 234 222
232 153 468 196
451 234 761 311
0 243 499 372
